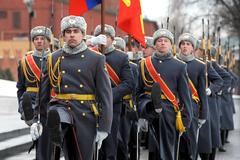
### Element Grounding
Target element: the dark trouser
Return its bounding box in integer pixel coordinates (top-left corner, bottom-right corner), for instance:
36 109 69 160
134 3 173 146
117 112 132 160
99 111 121 160
36 118 55 160
179 117 198 160
61 123 83 160
225 130 229 141
220 130 226 146
48 101 96 160
199 153 209 160
60 122 95 160
117 105 139 160
179 152 192 160
129 121 140 160
209 148 216 160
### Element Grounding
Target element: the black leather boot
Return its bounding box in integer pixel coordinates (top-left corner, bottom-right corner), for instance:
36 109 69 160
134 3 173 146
47 110 61 147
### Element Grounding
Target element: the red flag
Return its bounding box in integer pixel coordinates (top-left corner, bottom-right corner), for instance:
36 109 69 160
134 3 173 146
117 0 146 47
69 0 101 16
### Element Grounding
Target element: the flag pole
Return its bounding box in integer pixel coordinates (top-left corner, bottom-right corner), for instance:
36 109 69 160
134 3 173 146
101 0 105 53
95 1 105 159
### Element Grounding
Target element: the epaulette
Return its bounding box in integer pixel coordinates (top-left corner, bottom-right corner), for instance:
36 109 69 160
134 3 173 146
195 58 206 65
173 56 186 64
211 58 216 62
137 57 145 64
25 50 34 56
89 47 102 55
115 49 125 55
115 48 123 52
129 61 137 66
139 57 145 61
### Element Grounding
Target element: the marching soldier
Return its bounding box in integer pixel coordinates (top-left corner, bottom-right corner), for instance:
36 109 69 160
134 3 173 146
35 16 113 160
143 36 155 58
194 45 224 160
137 29 192 160
220 60 235 150
113 36 139 160
211 55 232 152
224 68 239 145
177 33 208 160
16 26 54 159
124 36 144 64
93 24 134 160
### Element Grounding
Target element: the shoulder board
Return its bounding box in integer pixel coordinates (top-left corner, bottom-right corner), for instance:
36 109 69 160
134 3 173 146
115 48 124 52
195 58 206 65
89 47 102 55
25 50 34 56
129 61 137 66
173 56 186 64
115 49 124 54
211 58 216 62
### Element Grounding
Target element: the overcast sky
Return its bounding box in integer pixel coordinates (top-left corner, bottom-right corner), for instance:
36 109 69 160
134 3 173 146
141 0 169 21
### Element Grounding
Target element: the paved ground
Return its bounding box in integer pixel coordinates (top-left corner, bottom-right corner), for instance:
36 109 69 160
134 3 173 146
2 96 240 160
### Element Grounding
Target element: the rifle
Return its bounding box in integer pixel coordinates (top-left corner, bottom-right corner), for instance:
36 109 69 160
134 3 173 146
239 38 240 67
217 27 221 64
226 37 230 70
49 0 54 52
173 26 177 56
207 19 211 61
114 9 118 35
201 19 208 88
166 17 169 29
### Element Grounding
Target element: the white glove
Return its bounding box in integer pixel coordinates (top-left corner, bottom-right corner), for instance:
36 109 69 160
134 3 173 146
91 34 107 46
206 88 212 96
30 122 43 141
95 131 108 149
138 118 148 132
227 87 231 93
127 51 133 60
217 90 222 95
155 108 163 113
198 119 206 128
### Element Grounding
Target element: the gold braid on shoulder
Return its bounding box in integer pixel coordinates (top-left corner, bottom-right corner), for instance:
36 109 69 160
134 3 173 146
47 53 62 93
140 58 153 88
21 57 37 83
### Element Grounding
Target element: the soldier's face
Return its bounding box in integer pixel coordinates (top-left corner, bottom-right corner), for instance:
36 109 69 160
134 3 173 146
194 48 203 58
179 41 194 55
143 47 154 58
33 36 50 52
155 37 172 53
64 28 83 48
106 35 113 47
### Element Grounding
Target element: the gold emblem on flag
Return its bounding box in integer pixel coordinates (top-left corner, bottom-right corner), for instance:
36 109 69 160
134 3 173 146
123 0 131 7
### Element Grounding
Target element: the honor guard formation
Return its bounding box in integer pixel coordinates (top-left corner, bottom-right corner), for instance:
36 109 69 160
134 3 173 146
16 14 239 160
